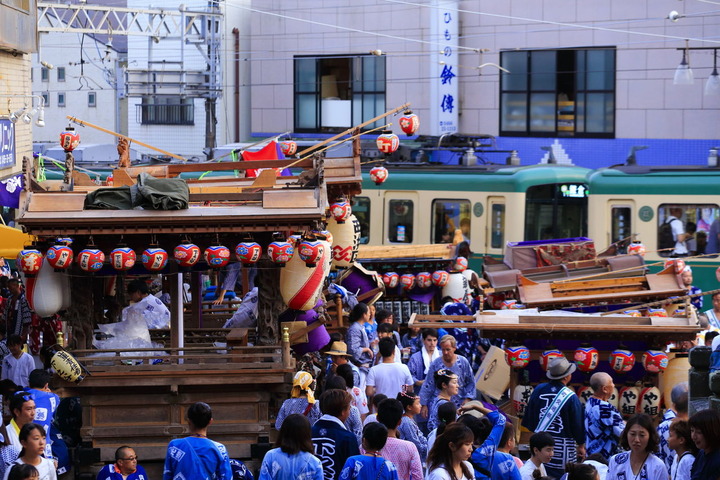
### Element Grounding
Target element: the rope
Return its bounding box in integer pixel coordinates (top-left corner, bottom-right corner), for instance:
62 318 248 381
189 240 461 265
600 286 720 316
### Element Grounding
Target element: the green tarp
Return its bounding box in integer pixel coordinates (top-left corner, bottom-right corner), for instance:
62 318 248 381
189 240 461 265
84 173 189 210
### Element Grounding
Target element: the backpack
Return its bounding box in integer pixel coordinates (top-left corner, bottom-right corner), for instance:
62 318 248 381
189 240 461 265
658 218 676 251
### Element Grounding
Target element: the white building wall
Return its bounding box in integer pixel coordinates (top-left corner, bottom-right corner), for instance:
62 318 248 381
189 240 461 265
0 52 33 177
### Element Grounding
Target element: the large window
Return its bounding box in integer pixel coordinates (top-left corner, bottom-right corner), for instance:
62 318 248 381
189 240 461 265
138 96 194 125
432 199 471 244
500 48 615 138
525 183 588 241
352 196 371 244
294 55 385 133
657 204 719 257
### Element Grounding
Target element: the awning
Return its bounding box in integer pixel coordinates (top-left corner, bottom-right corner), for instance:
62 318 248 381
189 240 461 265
0 224 35 258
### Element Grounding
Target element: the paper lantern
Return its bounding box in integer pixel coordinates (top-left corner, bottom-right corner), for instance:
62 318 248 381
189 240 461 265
267 241 294 266
512 384 533 418
577 385 595 406
77 248 105 273
280 240 331 311
540 349 564 372
59 126 80 152
369 166 388 185
383 272 399 288
110 247 136 272
17 249 43 276
326 215 361 269
400 273 416 292
664 259 685 274
173 243 201 268
442 271 472 304
329 198 352 224
642 350 669 373
628 242 646 256
610 348 636 373
574 345 599 373
399 110 420 136
288 233 302 247
30 258 64 317
432 270 450 287
639 385 662 417
56 237 73 246
280 140 297 156
505 345 530 369
619 385 641 417
298 238 324 267
608 387 620 410
376 132 399 154
46 244 74 271
142 247 169 272
453 257 468 272
50 348 86 383
204 245 231 268
415 272 432 289
235 241 262 265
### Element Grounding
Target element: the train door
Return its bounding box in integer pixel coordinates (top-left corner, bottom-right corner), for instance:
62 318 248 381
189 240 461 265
383 192 418 244
608 201 635 253
486 196 506 256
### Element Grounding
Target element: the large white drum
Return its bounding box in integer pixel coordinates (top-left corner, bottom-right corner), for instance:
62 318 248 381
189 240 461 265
326 214 361 269
280 241 331 311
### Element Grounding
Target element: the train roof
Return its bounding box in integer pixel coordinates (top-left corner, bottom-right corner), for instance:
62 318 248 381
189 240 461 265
588 166 720 195
362 164 591 192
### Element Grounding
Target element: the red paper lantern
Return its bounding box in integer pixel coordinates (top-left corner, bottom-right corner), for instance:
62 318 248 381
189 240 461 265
376 132 399 154
415 272 432 289
664 259 685 274
609 348 636 373
173 243 201 268
540 349 564 371
142 247 169 272
77 248 105 273
399 110 420 136
369 166 389 185
280 140 297 156
298 238 324 267
505 345 530 369
330 198 352 224
453 257 468 272
45 245 74 270
59 126 80 152
267 241 294 266
400 273 415 291
110 247 136 271
628 242 646 256
642 350 669 373
17 249 43 276
574 345 599 373
382 272 399 288
204 245 231 268
431 270 450 287
235 241 262 265
313 230 333 245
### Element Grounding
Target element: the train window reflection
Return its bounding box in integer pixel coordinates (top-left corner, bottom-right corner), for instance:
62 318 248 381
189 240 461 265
611 207 632 254
491 204 505 249
657 204 719 257
388 199 414 243
525 184 588 241
432 199 471 244
352 196 370 244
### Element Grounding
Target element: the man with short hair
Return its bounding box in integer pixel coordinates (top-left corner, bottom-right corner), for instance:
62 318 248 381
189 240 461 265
163 402 233 480
123 279 171 329
97 445 148 480
657 381 689 471
518 432 555 480
325 341 360 388
522 357 585 479
407 328 440 394
585 372 625 459
373 323 402 365
28 369 60 458
2 278 32 341
666 207 689 257
1 334 35 387
365 338 413 400
370 398 422 480
312 388 360 480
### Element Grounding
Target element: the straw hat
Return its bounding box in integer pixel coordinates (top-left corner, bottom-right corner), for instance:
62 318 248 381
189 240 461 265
546 356 576 380
327 341 351 356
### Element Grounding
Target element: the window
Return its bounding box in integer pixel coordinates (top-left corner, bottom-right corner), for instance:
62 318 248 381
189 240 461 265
525 183 588 241
611 206 632 254
294 54 385 133
657 204 719 257
57 92 66 107
57 67 65 82
41 67 49 82
431 199 471 243
1 0 31 13
388 199 413 243
137 96 194 125
352 196 371 244
491 204 506 249
41 92 49 106
500 48 615 138
88 92 96 107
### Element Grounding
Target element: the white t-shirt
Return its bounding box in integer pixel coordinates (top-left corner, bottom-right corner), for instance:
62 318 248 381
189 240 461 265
3 457 57 480
670 452 694 480
669 217 688 255
427 462 474 480
365 362 413 398
519 459 546 480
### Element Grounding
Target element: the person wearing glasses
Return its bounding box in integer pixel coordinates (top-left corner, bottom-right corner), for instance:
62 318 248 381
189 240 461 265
96 446 147 480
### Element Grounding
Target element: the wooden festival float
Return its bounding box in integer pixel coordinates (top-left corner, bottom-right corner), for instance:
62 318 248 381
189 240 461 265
12 105 420 473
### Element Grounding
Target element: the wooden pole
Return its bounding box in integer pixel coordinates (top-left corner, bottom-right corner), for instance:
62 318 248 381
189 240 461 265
600 286 720 316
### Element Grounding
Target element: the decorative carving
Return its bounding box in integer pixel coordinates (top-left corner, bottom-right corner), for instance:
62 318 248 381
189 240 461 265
255 258 283 345
117 137 131 168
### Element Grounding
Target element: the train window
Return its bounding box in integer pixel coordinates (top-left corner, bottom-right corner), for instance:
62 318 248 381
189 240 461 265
611 207 632 254
431 200 471 244
525 184 587 240
352 197 371 244
388 199 414 243
657 204 720 257
491 204 506 249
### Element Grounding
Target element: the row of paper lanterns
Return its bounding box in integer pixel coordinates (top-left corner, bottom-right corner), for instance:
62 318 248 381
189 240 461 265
505 345 669 374
381 257 468 291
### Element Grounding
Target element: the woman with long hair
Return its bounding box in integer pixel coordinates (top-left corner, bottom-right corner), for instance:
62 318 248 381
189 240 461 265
426 423 475 480
689 408 720 480
346 303 374 387
428 369 459 431
259 414 323 480
397 391 427 462
3 423 56 480
607 413 667 480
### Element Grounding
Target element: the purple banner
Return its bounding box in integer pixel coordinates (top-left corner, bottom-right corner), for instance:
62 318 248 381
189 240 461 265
0 174 23 208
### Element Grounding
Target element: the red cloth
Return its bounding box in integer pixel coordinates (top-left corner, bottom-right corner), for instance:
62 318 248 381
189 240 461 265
243 141 283 178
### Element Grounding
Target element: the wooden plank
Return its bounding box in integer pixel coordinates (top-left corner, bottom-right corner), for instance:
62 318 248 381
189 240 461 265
263 189 317 208
552 284 645 297
550 276 645 292
112 168 134 186
27 193 86 212
358 244 455 259
117 166 169 178
518 316 653 325
166 158 313 174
